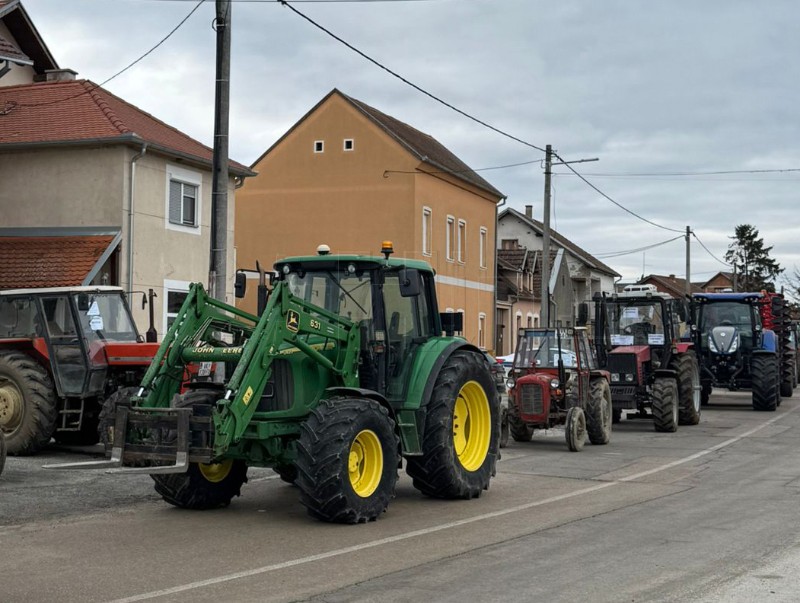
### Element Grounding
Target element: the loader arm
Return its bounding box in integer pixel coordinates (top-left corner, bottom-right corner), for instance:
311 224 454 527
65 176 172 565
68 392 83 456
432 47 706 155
207 280 361 456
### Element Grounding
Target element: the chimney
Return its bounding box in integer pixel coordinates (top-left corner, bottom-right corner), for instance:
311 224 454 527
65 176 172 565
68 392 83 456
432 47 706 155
45 68 78 82
525 205 533 219
669 274 676 279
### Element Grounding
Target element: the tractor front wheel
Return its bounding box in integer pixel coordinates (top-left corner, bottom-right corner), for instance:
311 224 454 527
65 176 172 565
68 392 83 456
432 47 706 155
751 355 778 411
586 378 612 445
652 378 679 433
701 382 712 406
296 398 399 523
565 406 586 452
152 389 248 509
508 399 534 443
672 352 701 426
406 350 499 499
0 351 57 455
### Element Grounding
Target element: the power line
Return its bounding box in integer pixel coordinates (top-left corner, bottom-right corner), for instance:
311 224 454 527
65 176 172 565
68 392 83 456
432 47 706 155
573 168 800 177
692 231 731 267
592 234 684 259
553 152 685 233
13 0 206 109
384 157 540 177
281 1 689 236
278 0 546 154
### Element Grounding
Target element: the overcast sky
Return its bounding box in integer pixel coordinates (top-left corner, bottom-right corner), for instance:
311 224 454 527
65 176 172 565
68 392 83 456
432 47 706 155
22 0 800 286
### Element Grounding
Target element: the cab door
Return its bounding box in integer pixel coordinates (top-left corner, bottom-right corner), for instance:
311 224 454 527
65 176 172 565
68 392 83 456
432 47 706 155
38 295 88 396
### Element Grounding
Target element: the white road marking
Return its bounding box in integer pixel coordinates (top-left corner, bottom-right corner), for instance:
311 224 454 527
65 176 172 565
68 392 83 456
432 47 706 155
108 406 798 603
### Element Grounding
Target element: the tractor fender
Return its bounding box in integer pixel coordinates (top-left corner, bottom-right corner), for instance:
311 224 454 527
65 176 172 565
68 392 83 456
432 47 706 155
654 368 677 380
405 338 483 411
759 329 777 353
324 386 391 413
674 341 694 354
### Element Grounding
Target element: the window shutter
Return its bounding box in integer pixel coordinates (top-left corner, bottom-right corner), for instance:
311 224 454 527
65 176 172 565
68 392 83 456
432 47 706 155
168 180 182 224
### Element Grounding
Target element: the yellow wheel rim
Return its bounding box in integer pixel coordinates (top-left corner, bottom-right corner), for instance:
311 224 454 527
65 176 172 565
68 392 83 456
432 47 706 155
0 379 24 432
198 459 234 483
453 380 491 472
348 429 383 498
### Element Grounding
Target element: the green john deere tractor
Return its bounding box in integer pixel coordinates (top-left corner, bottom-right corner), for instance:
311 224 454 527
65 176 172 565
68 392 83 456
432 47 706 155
51 243 499 523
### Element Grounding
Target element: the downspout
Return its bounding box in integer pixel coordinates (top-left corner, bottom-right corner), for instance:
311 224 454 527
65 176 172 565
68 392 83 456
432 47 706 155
494 196 507 354
127 143 148 297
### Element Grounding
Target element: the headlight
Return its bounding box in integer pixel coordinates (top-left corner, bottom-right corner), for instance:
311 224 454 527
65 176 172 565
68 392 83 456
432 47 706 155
729 337 739 353
550 378 560 389
611 373 620 382
708 335 718 353
506 376 515 390
625 373 635 382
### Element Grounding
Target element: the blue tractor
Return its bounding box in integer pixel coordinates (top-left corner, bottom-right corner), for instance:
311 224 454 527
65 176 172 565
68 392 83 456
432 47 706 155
692 292 792 411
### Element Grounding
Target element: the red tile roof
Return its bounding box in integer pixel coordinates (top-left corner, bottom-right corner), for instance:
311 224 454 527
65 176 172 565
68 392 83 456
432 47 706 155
0 31 30 64
0 79 253 175
0 235 114 289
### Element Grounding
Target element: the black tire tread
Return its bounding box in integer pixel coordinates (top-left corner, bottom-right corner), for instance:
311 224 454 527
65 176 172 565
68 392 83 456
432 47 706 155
751 354 778 411
672 352 701 426
585 377 612 445
0 350 58 455
405 350 499 499
652 378 678 433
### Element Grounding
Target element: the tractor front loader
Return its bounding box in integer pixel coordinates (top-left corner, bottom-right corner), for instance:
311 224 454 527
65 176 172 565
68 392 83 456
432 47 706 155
49 243 499 523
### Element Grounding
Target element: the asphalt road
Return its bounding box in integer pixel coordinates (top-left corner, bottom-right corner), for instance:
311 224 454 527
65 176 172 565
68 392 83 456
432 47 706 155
2 389 800 603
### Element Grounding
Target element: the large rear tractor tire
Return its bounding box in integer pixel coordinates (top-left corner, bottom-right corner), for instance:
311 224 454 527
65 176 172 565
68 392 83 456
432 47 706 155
0 351 57 455
565 406 586 452
98 387 139 447
751 354 778 411
652 378 679 433
152 389 248 510
780 368 794 398
405 350 499 499
296 398 399 523
585 378 612 445
672 352 701 426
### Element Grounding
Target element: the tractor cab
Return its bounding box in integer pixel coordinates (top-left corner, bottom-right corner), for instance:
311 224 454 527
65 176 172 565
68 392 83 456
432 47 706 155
0 287 141 399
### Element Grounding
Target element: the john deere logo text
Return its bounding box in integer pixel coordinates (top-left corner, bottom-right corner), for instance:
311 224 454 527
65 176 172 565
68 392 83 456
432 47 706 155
286 310 300 332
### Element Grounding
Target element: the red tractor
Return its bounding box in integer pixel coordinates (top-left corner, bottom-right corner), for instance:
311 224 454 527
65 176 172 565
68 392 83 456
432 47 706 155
504 327 612 451
0 286 161 455
593 286 701 431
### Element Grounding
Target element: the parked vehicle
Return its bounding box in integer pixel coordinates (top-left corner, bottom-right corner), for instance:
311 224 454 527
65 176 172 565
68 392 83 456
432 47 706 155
591 287 701 432
0 430 5 477
504 327 612 451
51 243 500 524
0 287 160 454
692 291 792 411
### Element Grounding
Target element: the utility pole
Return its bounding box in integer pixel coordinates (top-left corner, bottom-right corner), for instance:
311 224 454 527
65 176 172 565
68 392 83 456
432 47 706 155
210 0 231 301
685 225 691 296
541 148 599 328
541 145 553 328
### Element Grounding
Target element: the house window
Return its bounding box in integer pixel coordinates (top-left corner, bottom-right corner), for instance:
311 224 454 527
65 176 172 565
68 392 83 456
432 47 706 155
163 279 191 333
446 216 455 262
166 165 202 235
168 180 197 227
479 227 488 269
422 207 432 256
527 314 533 328
457 219 466 263
478 313 486 349
314 140 324 153
343 139 354 151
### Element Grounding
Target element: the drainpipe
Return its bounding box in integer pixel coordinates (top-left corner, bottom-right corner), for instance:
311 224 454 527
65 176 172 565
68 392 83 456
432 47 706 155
127 143 148 297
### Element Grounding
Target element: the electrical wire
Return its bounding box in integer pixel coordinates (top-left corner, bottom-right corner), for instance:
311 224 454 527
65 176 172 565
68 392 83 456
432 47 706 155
592 234 684 259
573 168 800 177
278 0 546 154
13 0 206 109
692 231 731 267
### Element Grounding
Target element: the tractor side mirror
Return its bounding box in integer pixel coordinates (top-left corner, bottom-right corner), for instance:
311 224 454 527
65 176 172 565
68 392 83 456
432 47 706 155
577 303 589 326
77 294 90 312
399 268 420 297
234 272 247 299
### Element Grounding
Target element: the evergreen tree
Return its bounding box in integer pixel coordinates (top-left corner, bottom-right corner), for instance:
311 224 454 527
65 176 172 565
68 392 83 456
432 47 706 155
724 224 783 292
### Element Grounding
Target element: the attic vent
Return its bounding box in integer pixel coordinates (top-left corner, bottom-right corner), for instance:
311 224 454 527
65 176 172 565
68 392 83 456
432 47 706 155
314 140 324 153
343 138 354 151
